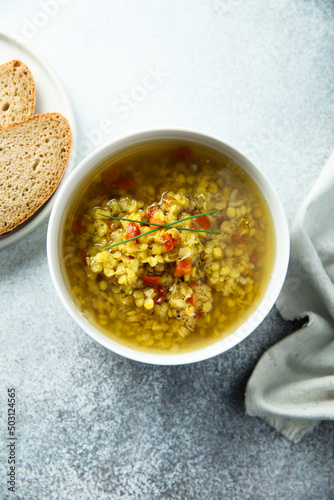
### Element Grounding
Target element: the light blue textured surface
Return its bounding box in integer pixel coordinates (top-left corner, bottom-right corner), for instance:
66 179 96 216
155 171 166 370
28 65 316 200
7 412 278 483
1 1 334 498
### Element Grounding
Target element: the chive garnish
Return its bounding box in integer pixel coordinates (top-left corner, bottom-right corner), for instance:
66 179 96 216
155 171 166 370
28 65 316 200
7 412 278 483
101 210 219 250
98 212 220 235
167 210 218 227
104 226 165 249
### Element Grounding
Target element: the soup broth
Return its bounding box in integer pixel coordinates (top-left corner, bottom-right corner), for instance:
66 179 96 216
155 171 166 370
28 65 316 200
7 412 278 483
63 140 274 353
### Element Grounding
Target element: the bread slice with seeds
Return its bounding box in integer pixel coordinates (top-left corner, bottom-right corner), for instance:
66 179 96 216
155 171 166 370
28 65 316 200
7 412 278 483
0 113 72 235
0 59 36 126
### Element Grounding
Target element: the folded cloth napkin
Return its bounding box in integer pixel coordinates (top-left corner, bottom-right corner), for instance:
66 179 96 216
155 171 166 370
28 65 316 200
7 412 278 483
245 150 334 443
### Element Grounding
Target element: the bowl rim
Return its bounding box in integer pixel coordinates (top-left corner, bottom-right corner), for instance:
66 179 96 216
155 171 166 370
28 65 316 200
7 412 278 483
47 127 290 365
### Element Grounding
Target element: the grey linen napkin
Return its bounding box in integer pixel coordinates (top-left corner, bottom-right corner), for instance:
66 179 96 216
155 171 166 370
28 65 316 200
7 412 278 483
245 150 334 442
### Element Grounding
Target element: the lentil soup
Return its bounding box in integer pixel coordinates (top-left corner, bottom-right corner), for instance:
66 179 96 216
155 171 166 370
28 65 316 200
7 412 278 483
63 141 274 353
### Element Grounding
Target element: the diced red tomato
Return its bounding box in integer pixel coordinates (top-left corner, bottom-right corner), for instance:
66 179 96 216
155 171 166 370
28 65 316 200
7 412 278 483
190 280 199 287
174 146 192 163
149 219 164 230
106 220 115 231
250 252 259 264
114 176 135 190
196 214 211 230
163 195 174 206
126 222 141 239
187 294 195 306
231 233 247 245
73 217 84 234
96 187 110 197
174 257 192 278
161 232 180 252
103 168 135 190
103 168 120 186
142 275 160 287
147 205 159 220
154 296 165 304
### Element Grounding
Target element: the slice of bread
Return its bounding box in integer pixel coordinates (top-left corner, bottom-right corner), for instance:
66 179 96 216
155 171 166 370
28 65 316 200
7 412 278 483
0 59 36 126
0 113 72 235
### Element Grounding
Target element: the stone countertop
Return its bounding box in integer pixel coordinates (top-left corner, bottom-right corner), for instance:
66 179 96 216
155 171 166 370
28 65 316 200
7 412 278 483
1 1 334 499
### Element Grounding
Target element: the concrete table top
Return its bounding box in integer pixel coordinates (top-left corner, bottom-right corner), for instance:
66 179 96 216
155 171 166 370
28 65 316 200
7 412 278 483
1 1 334 498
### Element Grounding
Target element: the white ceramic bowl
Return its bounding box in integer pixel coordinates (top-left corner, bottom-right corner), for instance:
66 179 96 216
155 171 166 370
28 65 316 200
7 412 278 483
47 129 290 365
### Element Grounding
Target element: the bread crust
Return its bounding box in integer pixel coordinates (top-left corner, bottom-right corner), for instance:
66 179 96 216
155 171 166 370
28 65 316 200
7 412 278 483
0 113 72 235
0 59 36 126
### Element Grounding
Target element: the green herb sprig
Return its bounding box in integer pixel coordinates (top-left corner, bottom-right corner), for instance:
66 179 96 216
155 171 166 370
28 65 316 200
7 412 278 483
101 210 219 250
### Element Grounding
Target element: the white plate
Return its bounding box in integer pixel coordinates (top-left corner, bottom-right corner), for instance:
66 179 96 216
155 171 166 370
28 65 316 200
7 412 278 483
0 31 77 249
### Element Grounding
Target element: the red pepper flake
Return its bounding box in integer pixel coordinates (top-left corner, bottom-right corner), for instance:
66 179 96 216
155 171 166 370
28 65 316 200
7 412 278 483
142 275 160 287
82 251 87 262
73 217 84 234
174 146 192 163
231 233 247 245
174 257 192 278
162 232 180 252
190 280 199 287
195 310 203 319
196 213 211 230
138 317 146 323
155 284 167 296
126 222 141 239
154 284 166 304
250 252 259 264
187 294 195 306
